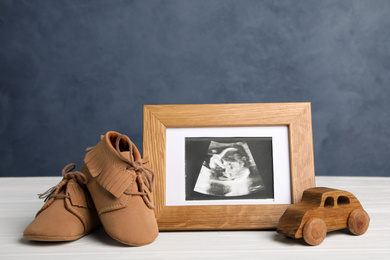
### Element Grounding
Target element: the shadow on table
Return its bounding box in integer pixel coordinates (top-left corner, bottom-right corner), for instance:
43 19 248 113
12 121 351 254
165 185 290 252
89 227 131 247
272 232 307 246
19 227 131 247
272 228 353 246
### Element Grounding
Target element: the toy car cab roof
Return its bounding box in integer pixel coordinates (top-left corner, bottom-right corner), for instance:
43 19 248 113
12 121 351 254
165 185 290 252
306 187 344 193
301 187 357 203
304 187 354 195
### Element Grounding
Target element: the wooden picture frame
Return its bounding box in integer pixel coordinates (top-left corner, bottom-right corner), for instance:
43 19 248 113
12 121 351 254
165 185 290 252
143 103 315 231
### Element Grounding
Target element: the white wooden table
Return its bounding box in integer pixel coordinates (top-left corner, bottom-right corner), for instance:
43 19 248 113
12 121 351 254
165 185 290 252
1 176 389 259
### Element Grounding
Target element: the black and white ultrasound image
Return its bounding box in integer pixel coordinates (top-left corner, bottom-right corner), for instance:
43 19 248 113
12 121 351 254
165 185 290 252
185 137 274 201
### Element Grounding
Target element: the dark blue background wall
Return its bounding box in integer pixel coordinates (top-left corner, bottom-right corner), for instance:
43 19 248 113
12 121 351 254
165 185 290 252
1 0 389 177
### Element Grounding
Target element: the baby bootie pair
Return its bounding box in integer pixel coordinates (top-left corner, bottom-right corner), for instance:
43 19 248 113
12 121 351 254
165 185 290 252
23 131 159 246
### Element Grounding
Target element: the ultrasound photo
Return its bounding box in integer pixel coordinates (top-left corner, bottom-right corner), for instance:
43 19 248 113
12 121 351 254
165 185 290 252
185 137 274 201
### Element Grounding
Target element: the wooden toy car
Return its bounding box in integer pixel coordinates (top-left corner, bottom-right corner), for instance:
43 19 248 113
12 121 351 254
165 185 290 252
277 187 370 246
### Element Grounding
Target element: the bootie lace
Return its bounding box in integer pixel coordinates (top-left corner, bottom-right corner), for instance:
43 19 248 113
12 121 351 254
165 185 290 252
38 163 86 201
115 134 155 209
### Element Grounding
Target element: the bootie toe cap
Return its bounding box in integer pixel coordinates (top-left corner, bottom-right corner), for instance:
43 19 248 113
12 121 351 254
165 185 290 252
23 200 85 241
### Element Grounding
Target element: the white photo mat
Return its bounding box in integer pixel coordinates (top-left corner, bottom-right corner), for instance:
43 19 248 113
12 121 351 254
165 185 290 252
166 126 291 206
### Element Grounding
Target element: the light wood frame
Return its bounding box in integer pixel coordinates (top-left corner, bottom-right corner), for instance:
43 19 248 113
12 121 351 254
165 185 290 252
143 103 315 230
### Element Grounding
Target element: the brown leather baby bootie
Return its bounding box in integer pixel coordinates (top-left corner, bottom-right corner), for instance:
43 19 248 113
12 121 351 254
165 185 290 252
23 163 101 241
83 131 158 246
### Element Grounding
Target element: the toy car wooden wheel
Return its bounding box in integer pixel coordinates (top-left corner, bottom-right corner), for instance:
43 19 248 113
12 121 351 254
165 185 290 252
303 218 327 246
348 209 370 235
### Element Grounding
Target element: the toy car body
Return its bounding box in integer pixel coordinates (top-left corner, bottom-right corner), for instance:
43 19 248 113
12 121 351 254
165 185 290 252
277 187 370 245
